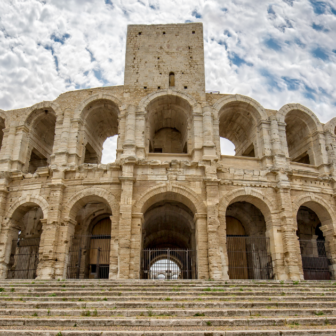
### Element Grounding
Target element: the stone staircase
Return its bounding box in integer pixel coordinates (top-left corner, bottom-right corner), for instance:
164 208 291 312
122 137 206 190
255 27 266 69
0 280 335 335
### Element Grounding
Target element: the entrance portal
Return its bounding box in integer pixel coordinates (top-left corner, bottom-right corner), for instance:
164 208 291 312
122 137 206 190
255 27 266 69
67 217 111 279
226 202 273 279
141 199 197 279
297 206 331 280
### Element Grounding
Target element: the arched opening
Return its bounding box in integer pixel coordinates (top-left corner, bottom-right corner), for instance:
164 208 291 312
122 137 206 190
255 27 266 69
296 204 331 280
146 95 191 154
218 102 258 157
141 195 197 279
0 117 5 151
169 72 175 87
67 196 112 279
226 202 273 279
150 258 182 279
81 99 119 164
285 110 317 165
26 109 56 173
6 203 44 279
220 137 236 156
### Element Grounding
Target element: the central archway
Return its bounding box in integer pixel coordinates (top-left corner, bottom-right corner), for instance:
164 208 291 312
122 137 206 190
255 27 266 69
141 199 196 279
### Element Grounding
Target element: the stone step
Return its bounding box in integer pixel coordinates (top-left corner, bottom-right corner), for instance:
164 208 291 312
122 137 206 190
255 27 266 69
0 330 335 335
0 287 333 293
1 291 335 297
1 295 335 302
0 308 334 317
2 301 336 309
0 316 334 327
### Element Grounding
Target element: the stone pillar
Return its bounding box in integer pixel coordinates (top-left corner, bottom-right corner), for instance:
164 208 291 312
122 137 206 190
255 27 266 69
54 218 76 279
0 128 15 171
36 182 65 279
67 118 83 166
270 116 288 168
194 214 209 279
0 226 17 279
11 125 29 171
257 120 272 163
276 186 303 280
123 105 136 157
135 111 146 159
118 162 135 279
204 179 223 280
109 214 119 279
129 213 143 279
217 213 229 280
202 106 216 160
192 105 203 162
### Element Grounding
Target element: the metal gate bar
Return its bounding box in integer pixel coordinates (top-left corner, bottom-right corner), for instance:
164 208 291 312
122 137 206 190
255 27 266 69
7 237 40 279
299 239 331 280
227 236 273 280
141 249 196 279
67 234 111 279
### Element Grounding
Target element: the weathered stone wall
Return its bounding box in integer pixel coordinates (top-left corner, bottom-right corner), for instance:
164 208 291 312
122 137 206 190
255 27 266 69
0 23 335 281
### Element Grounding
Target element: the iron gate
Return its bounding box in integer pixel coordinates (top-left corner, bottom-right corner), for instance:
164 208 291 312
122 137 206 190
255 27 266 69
227 236 273 279
67 234 111 279
141 249 197 279
7 237 40 279
300 239 331 280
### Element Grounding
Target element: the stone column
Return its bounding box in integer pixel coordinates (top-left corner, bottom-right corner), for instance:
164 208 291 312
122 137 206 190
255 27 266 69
194 214 209 279
109 214 119 279
0 225 18 279
202 106 216 160
129 213 143 279
257 120 272 162
118 161 135 279
67 118 83 166
204 179 223 280
54 218 76 279
11 125 29 171
135 111 146 159
217 213 229 280
123 105 136 157
276 186 303 280
0 128 15 171
36 182 65 279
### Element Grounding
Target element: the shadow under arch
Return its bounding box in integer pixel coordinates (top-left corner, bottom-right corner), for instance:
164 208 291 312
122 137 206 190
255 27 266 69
214 95 267 158
219 189 275 280
293 195 335 280
278 104 323 165
4 200 46 279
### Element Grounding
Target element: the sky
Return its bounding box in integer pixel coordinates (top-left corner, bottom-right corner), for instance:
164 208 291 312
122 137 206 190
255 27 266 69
0 0 335 162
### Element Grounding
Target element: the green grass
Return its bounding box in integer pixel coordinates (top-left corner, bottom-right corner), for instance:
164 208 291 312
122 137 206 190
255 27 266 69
194 313 205 316
206 321 212 326
56 333 63 336
10 288 15 292
81 310 91 317
293 281 299 285
32 312 38 316
315 311 324 316
0 288 4 292
93 309 98 316
164 297 171 301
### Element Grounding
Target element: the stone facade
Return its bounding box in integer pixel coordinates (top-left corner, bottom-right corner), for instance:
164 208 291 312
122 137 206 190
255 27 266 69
0 22 336 281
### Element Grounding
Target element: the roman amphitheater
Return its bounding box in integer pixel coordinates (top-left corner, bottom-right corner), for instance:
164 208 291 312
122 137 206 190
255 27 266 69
0 22 335 283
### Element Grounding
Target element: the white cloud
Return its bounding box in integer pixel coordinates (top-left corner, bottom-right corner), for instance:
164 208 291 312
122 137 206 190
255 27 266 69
0 0 335 124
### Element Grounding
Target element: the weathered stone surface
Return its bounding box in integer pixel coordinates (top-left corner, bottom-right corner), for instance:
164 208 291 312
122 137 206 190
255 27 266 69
0 22 335 282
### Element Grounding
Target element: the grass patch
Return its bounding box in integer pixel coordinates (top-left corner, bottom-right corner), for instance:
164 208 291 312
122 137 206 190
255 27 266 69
315 311 324 316
194 313 205 316
81 310 91 317
206 321 212 326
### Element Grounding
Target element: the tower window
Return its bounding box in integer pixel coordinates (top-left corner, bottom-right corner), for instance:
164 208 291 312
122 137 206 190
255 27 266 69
169 72 175 87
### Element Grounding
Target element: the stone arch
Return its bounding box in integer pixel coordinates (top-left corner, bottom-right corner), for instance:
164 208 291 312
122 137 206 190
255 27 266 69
138 89 198 113
74 93 123 120
5 196 49 224
25 101 62 126
220 188 274 223
214 95 267 158
65 187 118 222
133 183 206 215
278 103 322 133
213 94 268 121
292 194 335 227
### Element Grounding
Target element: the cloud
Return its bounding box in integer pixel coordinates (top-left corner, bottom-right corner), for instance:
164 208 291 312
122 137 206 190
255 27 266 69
0 0 336 162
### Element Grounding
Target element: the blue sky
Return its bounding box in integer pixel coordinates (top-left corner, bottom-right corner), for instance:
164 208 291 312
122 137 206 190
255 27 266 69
0 0 335 161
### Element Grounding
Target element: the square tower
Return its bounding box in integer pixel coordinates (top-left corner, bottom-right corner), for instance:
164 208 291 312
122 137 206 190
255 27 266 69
124 23 205 93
